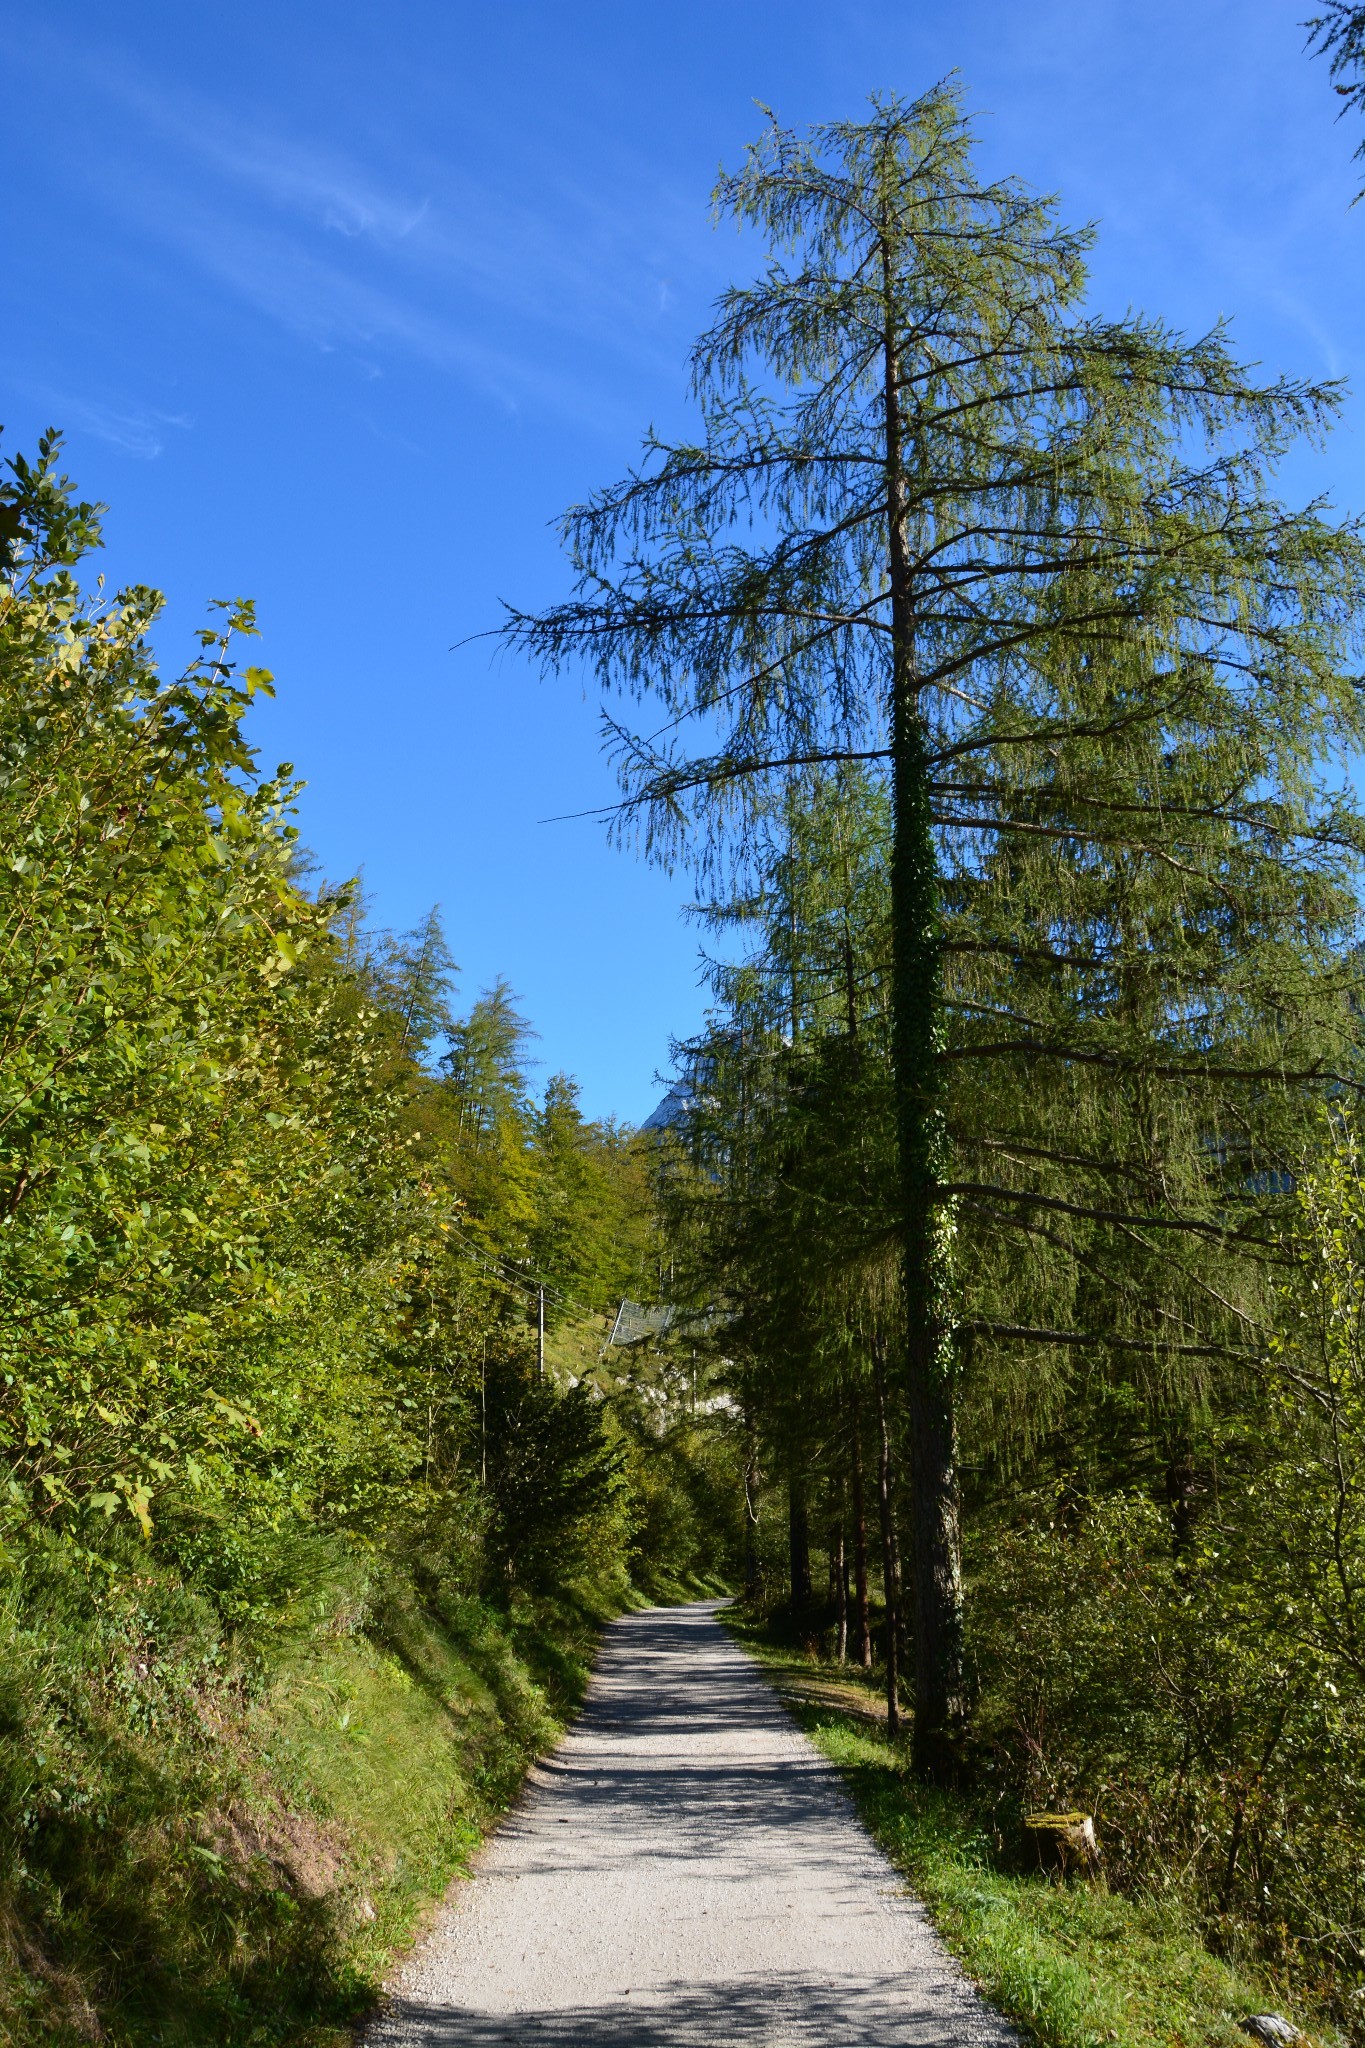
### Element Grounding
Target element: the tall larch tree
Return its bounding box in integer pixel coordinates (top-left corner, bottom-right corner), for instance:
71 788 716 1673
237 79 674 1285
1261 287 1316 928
507 86 1365 1776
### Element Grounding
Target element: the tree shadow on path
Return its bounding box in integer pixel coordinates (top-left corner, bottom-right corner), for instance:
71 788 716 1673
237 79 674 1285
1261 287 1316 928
376 1968 1003 2046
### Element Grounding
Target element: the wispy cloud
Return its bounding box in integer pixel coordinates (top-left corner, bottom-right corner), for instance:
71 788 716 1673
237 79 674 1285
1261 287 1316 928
93 64 438 248
144 196 635 425
8 381 190 460
10 25 721 432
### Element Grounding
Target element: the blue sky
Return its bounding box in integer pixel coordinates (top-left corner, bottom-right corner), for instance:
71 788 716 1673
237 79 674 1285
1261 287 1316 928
4 0 1364 1121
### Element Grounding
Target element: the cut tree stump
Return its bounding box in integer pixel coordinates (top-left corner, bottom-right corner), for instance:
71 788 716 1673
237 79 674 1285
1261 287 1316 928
1023 1810 1101 1876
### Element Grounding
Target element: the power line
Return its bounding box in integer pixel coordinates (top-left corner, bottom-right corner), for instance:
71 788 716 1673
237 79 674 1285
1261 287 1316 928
445 1222 575 1306
450 1228 548 1294
441 1222 603 1327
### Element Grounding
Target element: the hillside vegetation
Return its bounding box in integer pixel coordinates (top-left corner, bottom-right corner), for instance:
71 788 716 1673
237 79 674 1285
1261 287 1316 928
0 439 734 2044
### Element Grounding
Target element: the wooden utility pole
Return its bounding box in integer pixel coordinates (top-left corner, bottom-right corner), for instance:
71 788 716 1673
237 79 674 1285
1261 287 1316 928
537 1286 545 1381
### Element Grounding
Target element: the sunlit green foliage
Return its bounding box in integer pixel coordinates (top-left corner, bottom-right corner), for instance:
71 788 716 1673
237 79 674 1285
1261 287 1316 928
0 435 719 2044
0 434 410 1555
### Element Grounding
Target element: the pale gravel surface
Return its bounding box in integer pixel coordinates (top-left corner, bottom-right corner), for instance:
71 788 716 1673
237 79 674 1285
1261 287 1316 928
366 1600 1019 2046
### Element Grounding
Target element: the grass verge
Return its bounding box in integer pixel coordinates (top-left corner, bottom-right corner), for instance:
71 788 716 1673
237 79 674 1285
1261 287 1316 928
725 1615 1315 2048
0 1535 617 2048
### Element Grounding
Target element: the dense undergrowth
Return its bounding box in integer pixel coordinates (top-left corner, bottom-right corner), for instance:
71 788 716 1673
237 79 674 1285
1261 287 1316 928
729 1614 1305 2048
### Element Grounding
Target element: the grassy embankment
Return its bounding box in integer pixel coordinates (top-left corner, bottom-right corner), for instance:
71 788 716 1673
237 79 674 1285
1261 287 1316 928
0 1534 634 2048
726 1614 1323 2048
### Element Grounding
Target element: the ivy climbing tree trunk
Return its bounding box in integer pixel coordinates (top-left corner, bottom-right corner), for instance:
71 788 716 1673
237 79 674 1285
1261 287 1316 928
883 276 966 1773
850 1397 873 1669
872 1343 905 1738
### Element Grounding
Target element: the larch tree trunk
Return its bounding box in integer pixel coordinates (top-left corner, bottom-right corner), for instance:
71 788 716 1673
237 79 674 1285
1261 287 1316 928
872 1342 904 1737
882 265 966 1778
788 1469 813 1615
743 1429 761 1599
850 1394 873 1669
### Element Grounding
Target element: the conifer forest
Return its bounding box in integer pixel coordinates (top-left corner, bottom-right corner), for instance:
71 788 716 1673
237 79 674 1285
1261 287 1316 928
12 32 1365 2048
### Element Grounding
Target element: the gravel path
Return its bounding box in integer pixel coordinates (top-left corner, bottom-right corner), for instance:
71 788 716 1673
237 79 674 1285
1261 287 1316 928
367 1600 1018 2047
